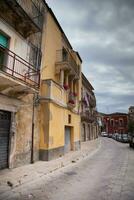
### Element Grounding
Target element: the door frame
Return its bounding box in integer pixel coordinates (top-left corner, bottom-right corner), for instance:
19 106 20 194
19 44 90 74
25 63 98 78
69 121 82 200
64 126 73 153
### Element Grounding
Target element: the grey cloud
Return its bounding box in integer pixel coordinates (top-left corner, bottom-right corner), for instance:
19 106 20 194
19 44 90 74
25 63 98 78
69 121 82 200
46 0 134 113
96 91 134 113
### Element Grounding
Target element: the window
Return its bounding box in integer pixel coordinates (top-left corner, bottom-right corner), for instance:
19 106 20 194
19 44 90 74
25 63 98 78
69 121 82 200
68 114 71 124
0 32 8 47
62 48 68 61
29 43 42 69
0 32 9 70
119 119 123 126
111 120 114 126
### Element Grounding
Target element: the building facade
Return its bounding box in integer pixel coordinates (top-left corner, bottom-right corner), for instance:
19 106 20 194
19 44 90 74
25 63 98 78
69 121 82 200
103 113 128 135
0 0 46 169
96 112 104 135
0 1 96 169
39 4 82 160
81 73 98 142
128 106 134 122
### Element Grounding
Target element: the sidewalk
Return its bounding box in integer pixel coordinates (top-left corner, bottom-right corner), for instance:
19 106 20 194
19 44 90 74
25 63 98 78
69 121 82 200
0 138 101 195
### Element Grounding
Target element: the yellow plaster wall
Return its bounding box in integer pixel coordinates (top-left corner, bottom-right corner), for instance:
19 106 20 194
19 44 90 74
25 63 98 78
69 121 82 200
41 11 62 81
40 102 81 150
39 102 50 149
48 103 65 148
39 9 82 152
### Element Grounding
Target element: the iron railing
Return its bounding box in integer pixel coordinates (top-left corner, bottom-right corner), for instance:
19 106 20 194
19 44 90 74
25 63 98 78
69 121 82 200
16 0 44 29
81 111 96 122
56 49 80 77
0 45 40 89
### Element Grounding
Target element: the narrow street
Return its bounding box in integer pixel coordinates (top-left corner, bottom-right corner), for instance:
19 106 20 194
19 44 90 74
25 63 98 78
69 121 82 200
1 138 134 200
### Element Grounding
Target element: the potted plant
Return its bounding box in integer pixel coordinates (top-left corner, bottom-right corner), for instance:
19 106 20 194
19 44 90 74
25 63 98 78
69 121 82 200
73 92 77 97
68 99 75 104
63 84 69 90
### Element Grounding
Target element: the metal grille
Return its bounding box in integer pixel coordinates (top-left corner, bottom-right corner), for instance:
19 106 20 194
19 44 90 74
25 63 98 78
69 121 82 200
0 44 40 89
0 110 11 169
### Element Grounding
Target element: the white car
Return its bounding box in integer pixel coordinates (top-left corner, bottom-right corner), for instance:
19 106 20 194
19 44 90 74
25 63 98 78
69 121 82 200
101 132 108 137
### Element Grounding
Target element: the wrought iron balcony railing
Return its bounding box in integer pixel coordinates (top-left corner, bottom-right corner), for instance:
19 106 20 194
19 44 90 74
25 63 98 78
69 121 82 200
0 0 44 37
67 92 76 109
0 45 40 89
81 111 97 122
55 49 80 79
16 0 44 29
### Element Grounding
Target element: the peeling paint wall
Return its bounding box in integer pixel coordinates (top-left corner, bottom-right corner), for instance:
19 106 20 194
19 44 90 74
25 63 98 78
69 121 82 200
0 94 40 168
15 94 40 167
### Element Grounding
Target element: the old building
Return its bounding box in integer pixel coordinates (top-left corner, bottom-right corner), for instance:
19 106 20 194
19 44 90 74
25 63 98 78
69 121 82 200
128 106 134 122
0 0 45 169
103 113 128 135
96 112 104 135
81 73 98 142
39 4 82 160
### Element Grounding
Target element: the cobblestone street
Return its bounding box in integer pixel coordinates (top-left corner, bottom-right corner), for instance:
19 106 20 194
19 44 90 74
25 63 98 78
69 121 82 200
0 138 134 200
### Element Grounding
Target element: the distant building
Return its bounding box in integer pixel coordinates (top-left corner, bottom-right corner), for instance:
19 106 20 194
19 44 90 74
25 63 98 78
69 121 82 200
81 73 98 141
103 113 128 135
128 106 134 122
96 112 105 135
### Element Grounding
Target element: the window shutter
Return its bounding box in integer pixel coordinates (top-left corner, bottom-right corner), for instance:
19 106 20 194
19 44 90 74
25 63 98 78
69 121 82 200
0 33 8 48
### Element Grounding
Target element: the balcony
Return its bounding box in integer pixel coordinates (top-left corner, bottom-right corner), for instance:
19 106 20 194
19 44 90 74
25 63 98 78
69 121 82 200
67 92 76 109
40 80 79 111
0 0 44 38
0 45 40 96
55 49 80 79
89 95 96 108
40 80 67 107
81 111 96 122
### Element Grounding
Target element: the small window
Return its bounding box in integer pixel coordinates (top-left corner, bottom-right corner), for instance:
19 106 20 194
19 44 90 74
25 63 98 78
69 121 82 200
29 43 42 69
0 32 9 48
119 119 123 126
68 114 71 124
111 120 114 126
0 32 9 69
62 48 68 61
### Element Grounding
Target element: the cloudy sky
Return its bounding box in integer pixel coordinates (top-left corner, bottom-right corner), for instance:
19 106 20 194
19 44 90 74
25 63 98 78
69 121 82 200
46 0 134 114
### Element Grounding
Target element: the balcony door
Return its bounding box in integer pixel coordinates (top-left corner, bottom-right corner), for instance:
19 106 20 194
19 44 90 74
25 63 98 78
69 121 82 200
0 32 9 70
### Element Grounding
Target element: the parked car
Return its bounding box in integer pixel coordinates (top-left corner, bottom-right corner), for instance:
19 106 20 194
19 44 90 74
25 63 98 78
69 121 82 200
101 132 108 137
128 133 134 148
108 133 113 138
112 133 116 140
114 133 119 140
116 134 122 142
122 134 129 143
116 134 129 143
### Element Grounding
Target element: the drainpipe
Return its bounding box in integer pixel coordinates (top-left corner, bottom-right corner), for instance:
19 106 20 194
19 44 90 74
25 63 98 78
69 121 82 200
31 94 35 164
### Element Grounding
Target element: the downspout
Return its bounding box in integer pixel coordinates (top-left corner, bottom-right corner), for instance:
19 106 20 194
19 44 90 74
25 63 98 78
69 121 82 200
31 94 35 164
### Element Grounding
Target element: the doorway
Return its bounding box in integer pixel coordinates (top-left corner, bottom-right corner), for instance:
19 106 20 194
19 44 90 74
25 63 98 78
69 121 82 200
0 110 11 169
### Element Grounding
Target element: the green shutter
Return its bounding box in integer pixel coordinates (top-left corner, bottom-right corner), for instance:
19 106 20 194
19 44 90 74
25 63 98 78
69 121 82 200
0 33 8 48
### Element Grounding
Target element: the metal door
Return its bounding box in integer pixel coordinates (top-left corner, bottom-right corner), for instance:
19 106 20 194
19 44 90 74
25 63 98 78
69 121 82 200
0 110 11 169
64 126 71 153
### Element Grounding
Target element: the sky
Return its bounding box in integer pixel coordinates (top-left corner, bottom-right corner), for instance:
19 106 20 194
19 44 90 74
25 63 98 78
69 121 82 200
46 0 134 114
